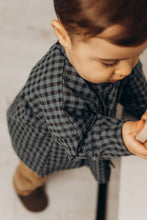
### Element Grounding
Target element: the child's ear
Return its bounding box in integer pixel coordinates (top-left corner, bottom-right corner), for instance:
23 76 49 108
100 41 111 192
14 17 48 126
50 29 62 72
51 20 70 48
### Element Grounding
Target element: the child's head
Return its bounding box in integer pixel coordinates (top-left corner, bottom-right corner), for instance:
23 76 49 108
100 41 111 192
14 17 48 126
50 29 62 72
52 0 147 83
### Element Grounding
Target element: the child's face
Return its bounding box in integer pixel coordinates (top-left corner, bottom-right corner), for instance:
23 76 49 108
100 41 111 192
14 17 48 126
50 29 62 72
65 26 147 84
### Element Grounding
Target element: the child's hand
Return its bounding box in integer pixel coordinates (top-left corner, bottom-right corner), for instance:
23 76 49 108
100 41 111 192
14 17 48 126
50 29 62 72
136 112 147 147
122 113 147 159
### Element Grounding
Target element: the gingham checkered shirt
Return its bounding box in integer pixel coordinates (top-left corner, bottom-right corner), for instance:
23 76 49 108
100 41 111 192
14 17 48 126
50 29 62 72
7 42 147 183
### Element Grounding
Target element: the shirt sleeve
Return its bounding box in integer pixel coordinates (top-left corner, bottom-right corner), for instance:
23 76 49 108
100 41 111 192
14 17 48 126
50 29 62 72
76 114 132 160
51 109 132 161
119 60 147 119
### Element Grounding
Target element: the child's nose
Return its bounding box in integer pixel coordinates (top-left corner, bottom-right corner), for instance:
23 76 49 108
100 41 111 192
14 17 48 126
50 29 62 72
132 56 139 67
115 57 139 78
115 61 132 77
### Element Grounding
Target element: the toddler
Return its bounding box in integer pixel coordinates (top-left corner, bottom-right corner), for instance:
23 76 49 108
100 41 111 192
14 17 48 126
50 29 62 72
7 0 147 212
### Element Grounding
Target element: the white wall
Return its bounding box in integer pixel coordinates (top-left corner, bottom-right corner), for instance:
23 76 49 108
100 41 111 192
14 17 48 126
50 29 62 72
118 52 147 220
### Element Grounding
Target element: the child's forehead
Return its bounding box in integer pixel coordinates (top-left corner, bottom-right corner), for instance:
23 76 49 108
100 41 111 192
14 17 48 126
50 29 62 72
76 25 146 60
89 37 147 60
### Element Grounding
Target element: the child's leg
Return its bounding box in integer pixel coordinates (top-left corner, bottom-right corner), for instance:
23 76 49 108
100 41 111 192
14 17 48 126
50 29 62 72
13 161 49 212
13 161 49 196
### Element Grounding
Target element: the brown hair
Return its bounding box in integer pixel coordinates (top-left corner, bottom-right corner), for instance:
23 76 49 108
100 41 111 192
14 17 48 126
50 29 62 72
53 0 147 46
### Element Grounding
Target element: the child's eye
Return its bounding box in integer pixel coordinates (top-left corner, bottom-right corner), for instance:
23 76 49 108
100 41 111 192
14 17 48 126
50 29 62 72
102 61 118 68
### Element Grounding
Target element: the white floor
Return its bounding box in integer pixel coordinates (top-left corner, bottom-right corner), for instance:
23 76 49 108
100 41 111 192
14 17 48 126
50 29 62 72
0 1 99 219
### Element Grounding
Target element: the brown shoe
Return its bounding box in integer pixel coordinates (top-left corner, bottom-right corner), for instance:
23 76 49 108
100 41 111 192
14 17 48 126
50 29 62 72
17 186 48 212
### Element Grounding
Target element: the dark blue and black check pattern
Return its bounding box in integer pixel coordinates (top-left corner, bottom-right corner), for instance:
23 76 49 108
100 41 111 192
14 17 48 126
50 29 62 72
7 42 147 183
